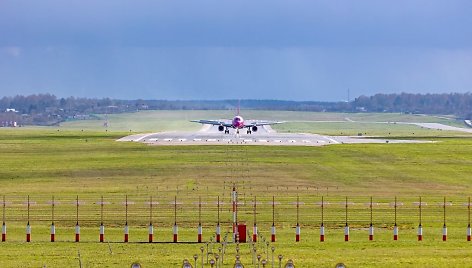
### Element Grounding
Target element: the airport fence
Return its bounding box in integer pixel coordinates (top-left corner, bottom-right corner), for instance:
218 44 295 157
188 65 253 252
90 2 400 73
1 191 471 243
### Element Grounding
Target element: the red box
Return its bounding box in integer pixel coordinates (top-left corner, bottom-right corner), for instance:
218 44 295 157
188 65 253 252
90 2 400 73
237 224 247 243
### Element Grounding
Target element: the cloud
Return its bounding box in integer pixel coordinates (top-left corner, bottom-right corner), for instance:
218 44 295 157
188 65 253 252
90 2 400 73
3 46 22 57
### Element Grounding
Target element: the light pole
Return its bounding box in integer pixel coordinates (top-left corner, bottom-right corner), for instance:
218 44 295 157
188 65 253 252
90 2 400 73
200 246 205 268
193 254 198 268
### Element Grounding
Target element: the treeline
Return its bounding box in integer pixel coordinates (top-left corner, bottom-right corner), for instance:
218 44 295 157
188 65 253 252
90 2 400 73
0 94 341 114
1 92 471 126
0 94 131 125
0 94 346 125
352 93 472 118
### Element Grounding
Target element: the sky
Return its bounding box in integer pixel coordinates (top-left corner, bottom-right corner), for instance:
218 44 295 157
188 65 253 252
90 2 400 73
0 0 471 101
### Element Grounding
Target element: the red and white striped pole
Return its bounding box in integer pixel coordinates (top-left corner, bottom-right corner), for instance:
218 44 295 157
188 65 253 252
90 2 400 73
295 195 300 242
295 224 300 242
232 187 238 242
320 196 325 242
198 196 202 243
320 224 325 242
442 197 447 241
442 224 447 241
393 197 398 240
26 195 31 242
100 223 105 242
467 224 471 241
173 224 178 243
369 197 374 241
253 197 257 242
216 196 221 243
271 196 276 242
393 224 398 241
99 196 105 242
468 197 471 241
75 224 80 242
148 223 154 243
198 223 202 243
26 222 31 242
216 224 221 242
253 224 258 242
369 224 374 241
2 196 6 242
75 196 80 242
344 197 349 242
124 195 129 242
124 224 129 242
344 224 349 242
271 224 276 242
149 196 154 243
50 223 55 242
417 224 423 241
50 196 55 242
1 222 6 242
173 195 178 243
418 197 423 241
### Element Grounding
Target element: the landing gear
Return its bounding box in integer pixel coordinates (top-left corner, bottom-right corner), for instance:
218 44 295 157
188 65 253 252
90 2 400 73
236 129 240 134
247 129 252 134
224 129 229 134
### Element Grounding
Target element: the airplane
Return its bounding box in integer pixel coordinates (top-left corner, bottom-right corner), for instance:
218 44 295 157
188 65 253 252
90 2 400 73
190 106 282 134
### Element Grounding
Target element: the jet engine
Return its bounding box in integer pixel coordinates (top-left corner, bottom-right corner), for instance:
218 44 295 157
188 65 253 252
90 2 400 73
218 125 225 132
251 126 258 132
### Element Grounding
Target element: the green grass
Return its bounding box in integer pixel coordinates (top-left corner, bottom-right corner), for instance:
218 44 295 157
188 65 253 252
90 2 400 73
2 228 472 267
57 110 468 133
274 121 468 136
2 128 472 267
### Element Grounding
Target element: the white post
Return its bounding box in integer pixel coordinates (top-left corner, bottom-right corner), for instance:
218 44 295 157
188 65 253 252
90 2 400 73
417 225 423 241
369 225 374 241
393 225 398 240
198 224 202 243
344 225 349 242
2 223 6 242
442 225 447 241
26 224 31 242
148 224 154 243
99 224 105 242
320 224 325 242
75 224 80 242
295 224 300 242
50 224 56 242
124 224 129 242
173 224 178 243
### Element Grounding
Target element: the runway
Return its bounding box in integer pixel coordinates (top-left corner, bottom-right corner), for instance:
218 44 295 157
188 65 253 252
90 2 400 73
117 125 426 146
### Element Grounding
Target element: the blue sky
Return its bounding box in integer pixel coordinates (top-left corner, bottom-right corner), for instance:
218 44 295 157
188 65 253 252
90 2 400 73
1 0 471 101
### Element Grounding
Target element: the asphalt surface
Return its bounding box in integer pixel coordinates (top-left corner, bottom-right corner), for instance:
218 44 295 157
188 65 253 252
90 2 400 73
117 124 426 146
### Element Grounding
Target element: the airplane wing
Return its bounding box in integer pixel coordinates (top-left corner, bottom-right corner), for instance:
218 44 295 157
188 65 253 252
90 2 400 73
245 121 284 127
190 120 233 128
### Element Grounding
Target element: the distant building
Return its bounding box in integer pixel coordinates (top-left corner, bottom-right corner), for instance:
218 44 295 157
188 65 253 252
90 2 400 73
1 121 17 127
5 108 18 113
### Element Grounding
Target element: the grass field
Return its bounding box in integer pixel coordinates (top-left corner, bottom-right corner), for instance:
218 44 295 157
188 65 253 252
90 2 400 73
2 113 472 267
57 110 468 134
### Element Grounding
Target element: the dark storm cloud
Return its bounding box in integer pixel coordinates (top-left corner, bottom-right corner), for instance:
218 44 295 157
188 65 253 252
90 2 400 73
0 0 471 100
1 0 471 47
